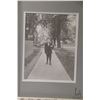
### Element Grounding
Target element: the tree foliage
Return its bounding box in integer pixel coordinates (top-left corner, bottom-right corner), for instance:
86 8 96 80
25 13 77 47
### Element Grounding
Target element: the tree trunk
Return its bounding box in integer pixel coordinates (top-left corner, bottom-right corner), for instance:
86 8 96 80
57 36 61 48
56 15 61 48
54 38 56 45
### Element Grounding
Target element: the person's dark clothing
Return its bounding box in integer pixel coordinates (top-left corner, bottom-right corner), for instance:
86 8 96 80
47 54 51 65
45 43 52 55
45 42 53 65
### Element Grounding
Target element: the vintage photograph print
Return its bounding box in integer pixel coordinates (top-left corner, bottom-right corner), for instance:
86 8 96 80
22 12 79 83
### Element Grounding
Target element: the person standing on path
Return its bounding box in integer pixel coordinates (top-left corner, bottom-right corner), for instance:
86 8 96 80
44 40 54 65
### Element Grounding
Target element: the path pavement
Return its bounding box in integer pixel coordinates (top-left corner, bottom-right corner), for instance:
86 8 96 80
28 48 71 81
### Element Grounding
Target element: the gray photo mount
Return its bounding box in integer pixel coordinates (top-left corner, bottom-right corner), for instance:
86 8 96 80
18 1 83 99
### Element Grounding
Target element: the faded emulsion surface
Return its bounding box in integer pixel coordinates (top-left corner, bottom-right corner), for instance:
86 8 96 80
18 1 83 98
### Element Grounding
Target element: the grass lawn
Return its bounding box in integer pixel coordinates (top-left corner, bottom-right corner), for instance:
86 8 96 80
24 47 41 79
25 47 41 66
54 48 75 80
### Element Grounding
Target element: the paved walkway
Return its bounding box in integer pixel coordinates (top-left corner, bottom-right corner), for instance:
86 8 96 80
28 48 71 81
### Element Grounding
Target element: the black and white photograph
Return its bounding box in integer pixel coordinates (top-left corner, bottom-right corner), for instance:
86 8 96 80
22 12 79 83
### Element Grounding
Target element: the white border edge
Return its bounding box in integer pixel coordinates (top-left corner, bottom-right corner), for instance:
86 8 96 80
22 11 79 83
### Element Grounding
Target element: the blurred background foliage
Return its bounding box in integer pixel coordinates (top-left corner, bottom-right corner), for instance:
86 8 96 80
25 13 77 48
